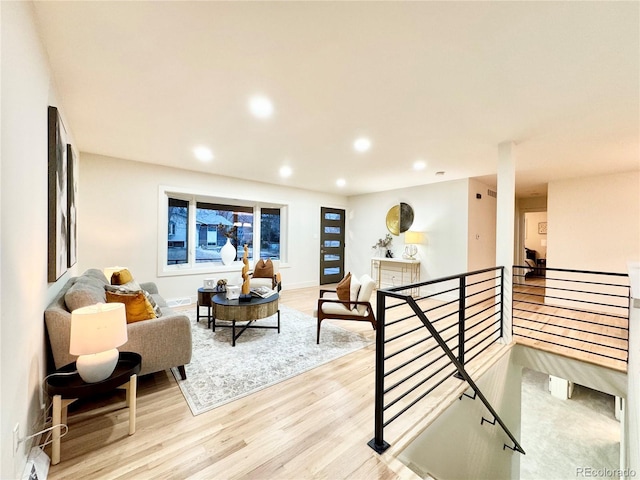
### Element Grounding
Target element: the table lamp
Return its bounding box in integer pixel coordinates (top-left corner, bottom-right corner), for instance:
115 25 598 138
70 303 128 383
403 231 423 259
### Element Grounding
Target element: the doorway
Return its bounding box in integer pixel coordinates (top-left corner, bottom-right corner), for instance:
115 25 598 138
319 207 345 285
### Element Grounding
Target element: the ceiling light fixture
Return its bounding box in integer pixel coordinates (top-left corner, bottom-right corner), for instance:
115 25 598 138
193 146 214 162
435 171 445 176
249 95 274 119
413 160 426 171
279 165 292 178
353 137 371 153
336 178 346 187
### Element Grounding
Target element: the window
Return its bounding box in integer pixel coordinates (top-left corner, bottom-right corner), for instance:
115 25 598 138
260 208 280 260
167 198 189 264
162 190 284 274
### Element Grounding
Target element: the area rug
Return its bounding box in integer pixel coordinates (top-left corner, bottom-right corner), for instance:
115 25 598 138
171 305 371 416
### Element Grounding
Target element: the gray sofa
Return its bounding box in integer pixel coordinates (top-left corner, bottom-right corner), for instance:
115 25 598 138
45 268 192 379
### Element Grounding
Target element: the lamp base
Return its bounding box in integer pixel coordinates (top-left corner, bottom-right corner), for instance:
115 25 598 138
76 348 119 383
404 244 418 259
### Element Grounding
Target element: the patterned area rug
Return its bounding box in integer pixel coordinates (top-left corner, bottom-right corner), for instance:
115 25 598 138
171 305 371 416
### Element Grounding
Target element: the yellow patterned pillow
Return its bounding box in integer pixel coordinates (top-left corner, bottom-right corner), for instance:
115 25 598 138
105 290 156 323
111 268 134 285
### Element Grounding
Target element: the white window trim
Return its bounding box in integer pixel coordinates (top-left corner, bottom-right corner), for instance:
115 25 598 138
158 185 288 277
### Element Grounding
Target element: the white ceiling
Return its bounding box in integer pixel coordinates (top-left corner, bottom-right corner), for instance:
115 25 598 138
33 1 639 197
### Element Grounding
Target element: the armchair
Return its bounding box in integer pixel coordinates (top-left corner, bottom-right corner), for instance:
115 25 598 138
316 274 376 344
249 259 282 291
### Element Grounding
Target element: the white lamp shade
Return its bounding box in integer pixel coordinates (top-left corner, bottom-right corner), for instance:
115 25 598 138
70 303 128 355
404 231 423 244
103 266 127 283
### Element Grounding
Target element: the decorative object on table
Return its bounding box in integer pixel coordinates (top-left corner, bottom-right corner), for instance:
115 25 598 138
403 230 423 259
385 249 394 258
171 305 370 415
203 278 215 289
372 233 393 257
219 237 237 265
69 302 128 383
239 244 252 302
216 278 227 292
47 106 69 282
385 202 414 235
226 285 240 300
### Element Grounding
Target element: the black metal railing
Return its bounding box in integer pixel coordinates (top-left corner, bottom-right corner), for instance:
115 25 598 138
512 266 630 368
368 267 524 455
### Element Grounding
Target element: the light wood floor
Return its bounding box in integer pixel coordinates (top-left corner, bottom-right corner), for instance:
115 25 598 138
46 286 430 480
512 276 629 372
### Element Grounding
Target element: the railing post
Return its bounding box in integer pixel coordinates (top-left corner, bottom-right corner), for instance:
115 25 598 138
454 276 466 379
368 289 390 453
500 266 505 339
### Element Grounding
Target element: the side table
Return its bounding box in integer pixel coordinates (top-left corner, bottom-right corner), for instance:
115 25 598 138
44 351 141 465
197 288 217 327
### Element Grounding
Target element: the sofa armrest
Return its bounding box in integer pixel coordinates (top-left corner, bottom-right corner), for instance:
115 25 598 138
122 312 192 376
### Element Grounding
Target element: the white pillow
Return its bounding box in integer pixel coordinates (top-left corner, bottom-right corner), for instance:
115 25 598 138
350 275 362 310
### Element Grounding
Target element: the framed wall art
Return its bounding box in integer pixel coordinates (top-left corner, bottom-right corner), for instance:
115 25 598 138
48 106 68 282
67 144 78 268
538 222 547 235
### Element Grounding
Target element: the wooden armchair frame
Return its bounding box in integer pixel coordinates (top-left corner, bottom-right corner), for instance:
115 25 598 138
316 289 376 344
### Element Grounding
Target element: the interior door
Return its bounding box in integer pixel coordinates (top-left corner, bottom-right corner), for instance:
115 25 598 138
320 207 345 285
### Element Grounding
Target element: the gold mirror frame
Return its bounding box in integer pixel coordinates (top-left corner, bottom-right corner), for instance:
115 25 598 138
386 202 414 235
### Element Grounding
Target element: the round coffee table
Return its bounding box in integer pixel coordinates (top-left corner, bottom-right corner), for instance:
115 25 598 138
212 293 280 346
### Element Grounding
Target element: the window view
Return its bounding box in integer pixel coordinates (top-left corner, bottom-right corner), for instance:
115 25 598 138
260 208 280 260
166 196 282 268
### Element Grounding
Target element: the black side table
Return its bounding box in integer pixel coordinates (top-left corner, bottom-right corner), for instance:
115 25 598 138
197 288 217 328
44 351 141 465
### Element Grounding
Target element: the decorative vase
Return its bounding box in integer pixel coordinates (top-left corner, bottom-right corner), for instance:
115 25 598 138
220 238 236 265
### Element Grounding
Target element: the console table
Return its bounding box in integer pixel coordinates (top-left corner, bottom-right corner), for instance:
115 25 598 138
371 257 420 296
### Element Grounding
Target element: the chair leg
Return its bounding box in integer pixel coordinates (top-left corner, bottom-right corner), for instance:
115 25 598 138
317 318 322 344
178 365 187 380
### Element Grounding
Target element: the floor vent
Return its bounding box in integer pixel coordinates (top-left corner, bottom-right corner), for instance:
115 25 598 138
167 297 192 307
487 189 497 198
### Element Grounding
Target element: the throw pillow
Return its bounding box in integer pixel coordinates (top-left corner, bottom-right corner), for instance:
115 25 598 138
336 272 352 308
105 285 162 317
111 268 134 285
105 290 156 323
253 259 274 279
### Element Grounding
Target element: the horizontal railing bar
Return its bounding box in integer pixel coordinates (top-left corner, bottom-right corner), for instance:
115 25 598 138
384 361 454 411
384 351 450 395
387 267 504 293
465 292 501 311
384 341 442 377
517 291 629 311
513 316 628 342
385 324 426 344
465 328 502 363
512 300 629 323
414 286 461 302
464 276 502 293
513 265 628 279
465 310 500 332
512 307 629 330
464 319 500 345
513 326 628 353
464 298 500 321
420 297 461 315
513 332 628 362
384 336 431 361
383 368 459 428
528 283 630 301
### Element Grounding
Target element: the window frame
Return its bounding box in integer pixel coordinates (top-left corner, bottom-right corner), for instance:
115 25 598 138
158 186 287 277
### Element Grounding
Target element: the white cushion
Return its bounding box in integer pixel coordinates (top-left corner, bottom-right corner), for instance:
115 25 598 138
321 301 368 317
356 274 375 314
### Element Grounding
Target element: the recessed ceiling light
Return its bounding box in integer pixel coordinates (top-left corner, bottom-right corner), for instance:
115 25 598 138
193 146 214 162
353 137 371 153
336 178 346 187
249 95 274 119
279 165 292 178
413 160 426 171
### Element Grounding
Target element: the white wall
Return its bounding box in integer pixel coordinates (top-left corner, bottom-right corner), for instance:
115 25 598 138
547 171 640 273
1 2 78 477
347 179 470 285
79 153 347 300
524 211 547 259
467 178 497 272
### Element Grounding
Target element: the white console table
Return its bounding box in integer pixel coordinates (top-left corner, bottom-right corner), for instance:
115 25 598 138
370 257 420 295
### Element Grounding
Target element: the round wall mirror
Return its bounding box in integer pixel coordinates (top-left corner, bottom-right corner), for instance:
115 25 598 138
385 202 414 235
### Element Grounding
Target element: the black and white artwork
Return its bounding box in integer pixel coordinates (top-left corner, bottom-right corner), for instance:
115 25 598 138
48 106 68 282
67 144 78 268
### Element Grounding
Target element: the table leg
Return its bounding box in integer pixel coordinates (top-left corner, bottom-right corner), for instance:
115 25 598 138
127 374 137 435
232 320 236 347
277 309 281 333
52 395 61 465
